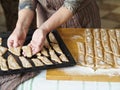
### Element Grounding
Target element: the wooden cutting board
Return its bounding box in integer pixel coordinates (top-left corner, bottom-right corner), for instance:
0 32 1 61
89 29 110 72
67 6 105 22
46 28 120 82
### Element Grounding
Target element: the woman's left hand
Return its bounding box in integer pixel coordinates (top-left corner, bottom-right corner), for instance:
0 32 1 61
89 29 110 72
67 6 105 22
28 28 47 55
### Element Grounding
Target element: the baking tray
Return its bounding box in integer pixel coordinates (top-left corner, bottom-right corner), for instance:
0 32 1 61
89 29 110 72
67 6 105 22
0 30 76 75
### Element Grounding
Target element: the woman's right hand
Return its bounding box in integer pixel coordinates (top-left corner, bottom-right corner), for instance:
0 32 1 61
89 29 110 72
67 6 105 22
7 8 34 48
7 27 27 48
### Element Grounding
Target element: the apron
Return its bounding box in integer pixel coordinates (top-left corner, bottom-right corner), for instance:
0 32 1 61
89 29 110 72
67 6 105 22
37 0 101 28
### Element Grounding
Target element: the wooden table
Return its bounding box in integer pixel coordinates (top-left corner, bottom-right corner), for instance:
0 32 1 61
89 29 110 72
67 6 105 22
46 28 120 82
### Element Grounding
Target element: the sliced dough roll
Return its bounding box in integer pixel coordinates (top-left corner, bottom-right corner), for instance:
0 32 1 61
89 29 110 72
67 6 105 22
7 55 21 70
37 56 53 65
19 56 32 68
44 39 50 48
116 29 120 47
85 55 94 67
78 53 85 66
77 42 85 54
31 58 44 67
114 56 120 68
101 29 112 53
104 52 114 66
108 29 116 40
0 46 7 56
93 29 101 40
86 43 94 57
36 53 41 57
49 32 57 43
110 37 119 56
94 40 102 49
94 47 103 59
8 47 21 56
59 54 69 62
51 43 63 54
95 58 112 69
22 46 32 58
49 49 62 63
0 57 8 71
85 29 92 37
41 47 49 57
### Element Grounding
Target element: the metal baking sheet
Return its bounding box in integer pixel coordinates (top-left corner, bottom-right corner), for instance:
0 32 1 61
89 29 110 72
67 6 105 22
0 30 76 75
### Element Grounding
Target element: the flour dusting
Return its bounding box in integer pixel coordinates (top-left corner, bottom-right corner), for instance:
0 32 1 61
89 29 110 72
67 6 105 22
58 65 120 76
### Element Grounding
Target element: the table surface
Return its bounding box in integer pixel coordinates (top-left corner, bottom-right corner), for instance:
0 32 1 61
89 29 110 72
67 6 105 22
46 28 120 82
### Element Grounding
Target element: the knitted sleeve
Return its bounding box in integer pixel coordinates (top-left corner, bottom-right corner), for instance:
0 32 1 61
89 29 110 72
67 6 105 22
63 0 84 14
19 0 37 11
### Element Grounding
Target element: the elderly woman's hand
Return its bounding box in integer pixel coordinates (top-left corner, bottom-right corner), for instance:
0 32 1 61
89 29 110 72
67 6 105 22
28 28 48 55
7 27 27 48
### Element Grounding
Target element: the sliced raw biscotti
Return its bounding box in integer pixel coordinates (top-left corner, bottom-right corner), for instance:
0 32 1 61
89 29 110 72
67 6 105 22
7 55 21 70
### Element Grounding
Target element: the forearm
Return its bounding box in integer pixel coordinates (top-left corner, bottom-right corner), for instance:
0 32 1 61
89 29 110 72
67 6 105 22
40 6 73 33
15 9 34 33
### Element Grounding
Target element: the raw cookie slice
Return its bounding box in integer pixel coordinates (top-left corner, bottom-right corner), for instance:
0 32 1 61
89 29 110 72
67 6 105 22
104 52 114 66
49 49 62 63
114 56 120 68
77 42 86 65
0 56 8 71
19 56 32 68
94 47 103 59
95 58 112 69
109 37 119 56
85 36 93 43
108 29 116 40
44 39 50 48
78 51 85 66
0 46 7 56
37 56 53 65
50 43 63 54
36 53 41 57
85 29 92 37
116 29 120 47
94 40 102 49
48 32 57 43
31 58 44 67
22 46 32 58
101 29 112 53
93 29 101 40
7 55 21 70
86 43 94 57
8 47 21 56
77 42 85 54
59 54 69 62
85 29 93 43
41 47 49 57
85 55 94 67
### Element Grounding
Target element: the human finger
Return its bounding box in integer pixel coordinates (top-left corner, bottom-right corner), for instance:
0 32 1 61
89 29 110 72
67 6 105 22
7 40 14 48
13 39 19 48
28 41 41 55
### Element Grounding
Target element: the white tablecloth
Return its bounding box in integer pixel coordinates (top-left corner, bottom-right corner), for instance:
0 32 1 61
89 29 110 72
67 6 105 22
17 71 120 90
